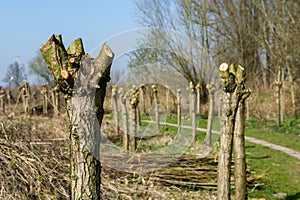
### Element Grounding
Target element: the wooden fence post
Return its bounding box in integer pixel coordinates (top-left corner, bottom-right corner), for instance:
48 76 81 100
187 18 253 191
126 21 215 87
218 89 223 118
23 82 30 115
152 84 160 132
7 89 14 107
129 88 139 152
112 85 120 135
190 82 197 143
51 87 59 116
120 91 129 151
275 66 283 126
287 67 298 118
246 97 250 120
166 86 171 116
136 104 141 126
0 88 5 113
41 84 48 115
177 89 181 135
206 83 215 147
196 83 201 117
139 84 146 115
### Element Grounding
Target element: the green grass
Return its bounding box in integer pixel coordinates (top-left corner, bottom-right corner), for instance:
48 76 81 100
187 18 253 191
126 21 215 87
136 120 300 199
246 143 300 199
246 117 300 136
108 114 300 199
246 129 300 152
245 118 300 152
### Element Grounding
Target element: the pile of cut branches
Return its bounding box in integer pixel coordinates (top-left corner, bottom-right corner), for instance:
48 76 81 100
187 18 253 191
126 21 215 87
0 116 69 199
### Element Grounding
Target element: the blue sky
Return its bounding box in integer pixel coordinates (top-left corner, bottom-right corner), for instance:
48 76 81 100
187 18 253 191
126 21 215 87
0 0 137 85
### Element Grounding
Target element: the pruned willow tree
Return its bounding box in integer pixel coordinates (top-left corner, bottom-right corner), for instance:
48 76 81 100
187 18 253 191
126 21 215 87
40 34 114 199
218 63 251 200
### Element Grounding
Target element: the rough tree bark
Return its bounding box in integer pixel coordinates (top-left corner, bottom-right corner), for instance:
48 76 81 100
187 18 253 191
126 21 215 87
40 34 114 199
234 91 250 200
217 63 251 200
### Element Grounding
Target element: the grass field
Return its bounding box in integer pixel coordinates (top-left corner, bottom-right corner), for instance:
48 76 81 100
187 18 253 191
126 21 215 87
134 116 300 199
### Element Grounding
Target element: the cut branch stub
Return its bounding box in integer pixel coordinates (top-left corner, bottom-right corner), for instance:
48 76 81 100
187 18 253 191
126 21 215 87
40 34 70 81
219 63 236 93
95 42 114 84
40 34 85 97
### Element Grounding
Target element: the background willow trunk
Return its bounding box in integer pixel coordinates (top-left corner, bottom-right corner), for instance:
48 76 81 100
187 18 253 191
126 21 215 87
234 98 248 200
40 34 114 199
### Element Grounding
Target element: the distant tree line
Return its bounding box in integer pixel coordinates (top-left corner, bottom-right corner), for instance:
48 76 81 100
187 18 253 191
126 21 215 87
132 0 300 89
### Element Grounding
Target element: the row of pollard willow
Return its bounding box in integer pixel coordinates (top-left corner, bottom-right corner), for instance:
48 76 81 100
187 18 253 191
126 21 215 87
0 82 31 114
0 82 60 116
110 82 223 152
111 83 178 151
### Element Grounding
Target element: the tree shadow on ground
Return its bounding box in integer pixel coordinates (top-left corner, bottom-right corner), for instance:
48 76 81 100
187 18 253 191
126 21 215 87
247 155 270 160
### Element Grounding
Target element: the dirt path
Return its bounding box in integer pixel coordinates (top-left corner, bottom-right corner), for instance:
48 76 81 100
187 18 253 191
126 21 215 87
144 121 300 160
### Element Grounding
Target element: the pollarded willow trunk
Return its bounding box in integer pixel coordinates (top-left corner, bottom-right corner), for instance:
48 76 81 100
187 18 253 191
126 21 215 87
0 89 5 114
287 67 298 118
189 82 197 143
41 84 48 115
234 95 249 200
139 84 146 115
129 87 139 152
112 85 120 135
196 83 201 117
217 63 251 200
177 89 182 135
19 82 30 115
51 87 59 116
40 34 114 199
206 83 215 147
275 66 283 127
120 92 129 151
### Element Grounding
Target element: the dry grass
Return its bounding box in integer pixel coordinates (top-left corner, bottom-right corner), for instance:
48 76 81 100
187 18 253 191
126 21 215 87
0 114 220 199
0 115 70 199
